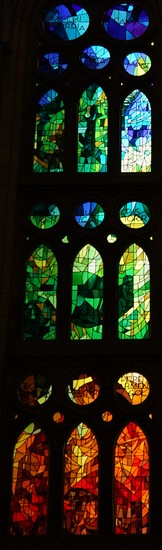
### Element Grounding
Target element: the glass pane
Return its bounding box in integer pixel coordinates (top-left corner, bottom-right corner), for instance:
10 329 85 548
64 423 98 534
80 45 110 70
118 244 150 339
17 374 52 406
74 201 105 228
67 373 100 405
121 89 151 172
123 52 151 76
29 203 60 229
114 422 149 534
44 4 90 40
77 84 108 172
119 201 150 228
10 423 49 535
24 245 58 340
103 3 149 40
38 52 68 74
116 372 150 404
33 89 64 172
71 244 103 340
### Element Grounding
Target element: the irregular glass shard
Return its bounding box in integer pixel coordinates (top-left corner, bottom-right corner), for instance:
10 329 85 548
71 244 104 340
74 201 105 228
17 374 52 406
118 244 150 339
44 4 90 40
121 89 151 172
114 422 149 534
24 244 58 340
38 52 68 74
10 423 49 535
116 372 150 404
33 89 64 172
29 203 60 229
77 84 108 172
119 201 150 228
64 423 98 534
103 4 149 40
123 52 151 76
80 45 110 70
67 373 100 405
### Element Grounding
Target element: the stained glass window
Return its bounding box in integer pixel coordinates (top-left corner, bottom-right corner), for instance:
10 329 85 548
116 372 150 404
33 89 65 172
77 84 108 172
24 244 58 340
10 423 49 535
103 3 149 40
38 52 68 74
80 45 110 70
118 244 150 339
63 423 98 534
114 422 149 534
29 203 60 229
44 4 90 41
119 201 150 228
123 52 151 76
74 201 105 228
67 373 100 405
121 89 151 172
71 244 103 340
17 374 52 406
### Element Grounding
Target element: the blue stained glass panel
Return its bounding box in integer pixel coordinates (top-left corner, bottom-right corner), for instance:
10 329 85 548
123 52 151 76
38 52 68 74
44 4 90 41
80 45 110 70
74 201 105 228
103 3 149 40
121 89 151 172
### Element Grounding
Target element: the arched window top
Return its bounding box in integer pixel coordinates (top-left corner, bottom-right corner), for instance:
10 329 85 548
121 89 152 172
10 422 49 535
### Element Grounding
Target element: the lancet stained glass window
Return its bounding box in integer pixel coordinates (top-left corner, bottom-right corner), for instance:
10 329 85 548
121 89 151 172
10 423 49 535
63 423 99 534
33 89 65 172
24 245 58 340
118 244 150 339
71 244 103 340
114 422 149 534
77 84 108 172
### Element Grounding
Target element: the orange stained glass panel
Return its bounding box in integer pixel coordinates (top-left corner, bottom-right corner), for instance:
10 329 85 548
64 422 99 534
114 422 149 534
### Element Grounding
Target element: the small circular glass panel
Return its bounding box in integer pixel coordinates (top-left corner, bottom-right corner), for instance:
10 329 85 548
107 233 117 243
80 45 110 70
103 3 149 40
115 372 150 405
17 374 52 406
102 411 113 422
67 373 100 405
38 52 68 74
119 201 150 228
44 4 90 40
123 52 151 76
29 203 60 229
74 202 105 228
53 411 64 423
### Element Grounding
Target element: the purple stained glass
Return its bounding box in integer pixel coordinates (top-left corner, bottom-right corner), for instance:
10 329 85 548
80 45 110 70
38 52 68 74
103 3 149 40
44 4 90 41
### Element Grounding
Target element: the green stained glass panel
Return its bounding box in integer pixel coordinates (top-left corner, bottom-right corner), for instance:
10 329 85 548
24 244 58 340
121 90 151 172
118 244 150 339
119 201 150 228
29 203 60 229
33 89 64 172
71 244 103 340
77 84 108 172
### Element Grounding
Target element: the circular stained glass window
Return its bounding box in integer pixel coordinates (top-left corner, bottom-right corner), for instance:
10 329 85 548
67 373 100 405
44 4 90 41
38 52 68 74
17 374 52 406
123 52 151 76
29 203 60 229
103 3 149 40
107 233 117 243
80 45 110 70
115 372 150 405
74 201 105 228
119 201 150 228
